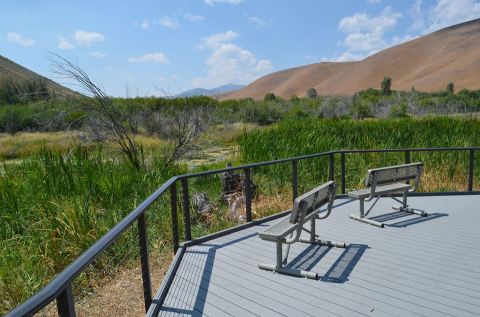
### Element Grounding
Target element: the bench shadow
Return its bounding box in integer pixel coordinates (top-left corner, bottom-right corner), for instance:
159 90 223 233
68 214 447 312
320 244 369 283
369 211 448 228
286 244 332 271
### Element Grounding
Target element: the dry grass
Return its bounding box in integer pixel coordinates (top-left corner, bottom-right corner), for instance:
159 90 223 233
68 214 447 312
0 132 169 160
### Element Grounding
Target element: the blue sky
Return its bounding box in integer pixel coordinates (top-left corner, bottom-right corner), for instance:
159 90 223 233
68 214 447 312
2 0 480 96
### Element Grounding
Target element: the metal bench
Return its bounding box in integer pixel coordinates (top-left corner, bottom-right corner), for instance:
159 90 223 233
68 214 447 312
348 162 426 228
258 181 346 279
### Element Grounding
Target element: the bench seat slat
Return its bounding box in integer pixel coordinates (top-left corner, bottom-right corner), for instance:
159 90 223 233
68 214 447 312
258 218 297 241
348 183 410 199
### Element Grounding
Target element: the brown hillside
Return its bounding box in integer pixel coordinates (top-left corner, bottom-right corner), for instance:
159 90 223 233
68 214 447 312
0 55 77 97
223 19 480 100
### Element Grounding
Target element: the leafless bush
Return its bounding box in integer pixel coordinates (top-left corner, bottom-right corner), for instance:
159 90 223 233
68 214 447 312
160 104 212 165
51 54 143 169
319 96 349 118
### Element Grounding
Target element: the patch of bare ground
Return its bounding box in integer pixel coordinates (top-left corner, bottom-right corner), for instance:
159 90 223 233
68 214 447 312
37 250 172 317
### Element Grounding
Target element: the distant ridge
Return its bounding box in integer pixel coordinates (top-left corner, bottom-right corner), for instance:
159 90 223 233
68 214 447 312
223 18 480 100
176 84 245 97
0 54 77 97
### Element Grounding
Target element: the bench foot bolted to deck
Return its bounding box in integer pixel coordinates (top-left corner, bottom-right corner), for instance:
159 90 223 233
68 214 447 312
392 205 428 217
258 181 346 279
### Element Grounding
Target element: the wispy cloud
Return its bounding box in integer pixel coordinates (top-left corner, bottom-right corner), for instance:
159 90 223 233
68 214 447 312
57 36 74 50
185 13 205 22
197 30 239 49
127 52 169 64
245 14 273 28
425 0 480 32
204 0 243 6
140 20 150 29
74 30 105 46
88 51 107 58
158 16 180 29
367 0 382 4
7 32 35 47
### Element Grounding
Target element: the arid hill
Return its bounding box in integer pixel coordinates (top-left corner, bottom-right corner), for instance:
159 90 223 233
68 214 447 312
0 54 76 97
222 19 480 100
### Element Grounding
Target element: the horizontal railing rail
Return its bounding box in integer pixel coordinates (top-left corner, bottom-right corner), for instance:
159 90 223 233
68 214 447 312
7 147 480 317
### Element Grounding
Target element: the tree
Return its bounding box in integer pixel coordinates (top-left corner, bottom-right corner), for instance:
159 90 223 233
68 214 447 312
306 88 318 99
381 76 392 95
263 92 276 102
446 82 455 94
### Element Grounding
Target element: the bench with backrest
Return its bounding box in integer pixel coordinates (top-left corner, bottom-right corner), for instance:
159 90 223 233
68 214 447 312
258 181 346 279
348 162 426 227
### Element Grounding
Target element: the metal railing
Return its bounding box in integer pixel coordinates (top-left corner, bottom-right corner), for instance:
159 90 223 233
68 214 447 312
6 147 480 317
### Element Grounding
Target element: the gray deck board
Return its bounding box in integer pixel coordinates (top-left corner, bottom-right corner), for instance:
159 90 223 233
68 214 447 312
156 195 480 316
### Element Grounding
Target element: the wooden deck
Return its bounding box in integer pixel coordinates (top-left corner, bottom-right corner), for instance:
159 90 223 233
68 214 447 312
156 195 480 316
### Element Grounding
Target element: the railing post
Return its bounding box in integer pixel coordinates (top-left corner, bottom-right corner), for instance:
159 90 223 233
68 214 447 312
170 183 179 253
468 149 475 191
340 152 346 194
405 150 411 185
245 168 253 222
56 283 75 317
328 153 335 181
292 160 298 202
181 178 192 241
138 213 152 312
405 150 411 164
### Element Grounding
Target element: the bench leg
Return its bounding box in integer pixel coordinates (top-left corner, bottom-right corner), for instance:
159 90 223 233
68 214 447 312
349 198 385 228
258 241 318 279
392 190 428 217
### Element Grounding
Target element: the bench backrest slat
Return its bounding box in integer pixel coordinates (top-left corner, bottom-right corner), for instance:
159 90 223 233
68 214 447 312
365 162 423 186
289 181 335 224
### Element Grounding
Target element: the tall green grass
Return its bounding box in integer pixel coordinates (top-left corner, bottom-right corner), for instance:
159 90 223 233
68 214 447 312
239 117 480 192
0 147 183 313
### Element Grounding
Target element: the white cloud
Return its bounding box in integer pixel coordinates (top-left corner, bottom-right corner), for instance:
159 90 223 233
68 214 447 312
193 32 273 88
426 0 480 32
89 51 107 58
197 30 239 49
409 0 425 32
204 0 243 6
127 52 169 64
73 30 105 46
57 36 74 49
185 13 205 22
338 6 402 53
158 16 180 29
367 0 382 4
140 21 150 29
320 52 366 62
7 32 34 47
246 15 273 28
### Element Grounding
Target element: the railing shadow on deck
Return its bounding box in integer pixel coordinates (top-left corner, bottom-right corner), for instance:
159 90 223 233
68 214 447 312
159 233 258 316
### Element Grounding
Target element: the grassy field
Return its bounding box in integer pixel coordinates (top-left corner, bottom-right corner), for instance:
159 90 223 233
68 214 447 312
239 116 480 193
3 116 480 314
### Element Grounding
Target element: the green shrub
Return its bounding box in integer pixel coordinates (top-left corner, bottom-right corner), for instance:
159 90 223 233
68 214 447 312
263 92 276 102
381 76 392 95
306 88 318 99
